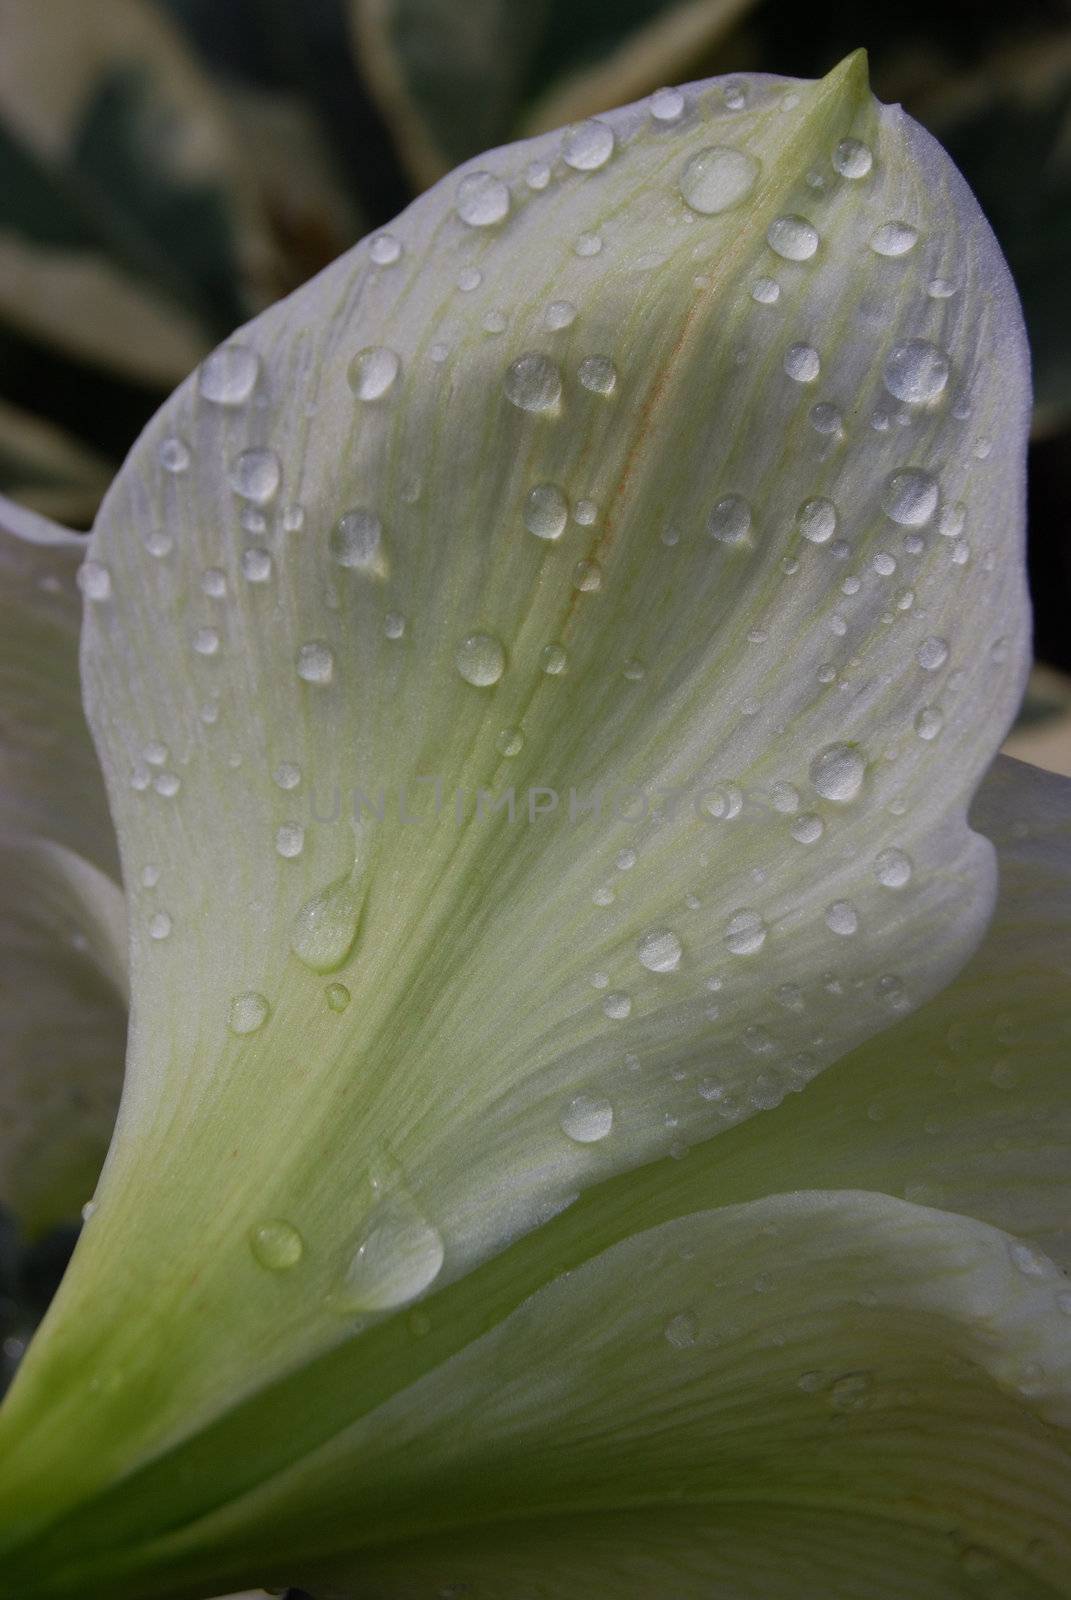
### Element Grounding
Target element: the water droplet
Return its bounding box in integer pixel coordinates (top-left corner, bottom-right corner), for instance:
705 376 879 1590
725 909 767 955
875 847 912 888
523 484 568 540
796 497 837 543
560 1094 614 1142
883 468 938 527
496 726 524 757
825 900 859 936
275 822 305 859
832 137 873 178
282 503 306 532
708 494 751 544
790 813 823 843
148 911 172 941
249 1219 304 1271
574 231 602 257
622 659 645 681
650 86 684 122
504 352 561 413
456 632 506 687
296 641 335 685
369 232 402 265
870 221 918 257
883 340 949 404
810 742 866 802
199 344 259 405
291 874 362 972
914 706 943 740
928 276 956 299
159 435 190 473
229 991 270 1034
384 611 405 639
525 159 551 190
578 355 617 395
751 277 780 304
77 561 111 601
348 346 400 401
701 784 743 820
665 1310 698 1348
544 299 577 330
242 547 272 583
770 781 801 813
201 567 227 598
562 119 614 171
331 508 383 570
326 982 351 1012
767 215 819 261
574 498 598 525
1009 1240 1050 1278
603 991 632 1019
637 928 683 972
541 643 568 675
274 762 302 790
917 636 949 672
679 146 759 214
230 448 281 505
573 558 602 592
456 170 510 226
193 626 220 657
784 343 820 383
344 1197 444 1310
457 267 482 292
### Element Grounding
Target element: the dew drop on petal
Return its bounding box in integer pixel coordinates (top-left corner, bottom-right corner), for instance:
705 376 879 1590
875 847 913 887
158 435 190 474
524 484 568 540
326 982 351 1012
456 633 506 687
679 146 760 214
241 547 272 583
560 1094 614 1142
148 911 172 941
603 991 632 1019
883 340 949 403
291 877 362 972
296 641 335 685
77 561 111 601
456 170 510 226
344 1200 444 1310
199 344 259 405
331 508 383 569
249 1219 304 1271
637 927 683 972
832 137 873 178
348 346 400 401
562 119 615 171
229 991 270 1035
230 448 281 505
724 909 767 955
650 86 685 121
504 353 562 412
883 468 938 527
784 343 820 383
369 232 402 265
825 900 859 936
810 742 866 802
914 706 943 741
275 822 305 859
767 215 819 260
751 277 780 304
917 636 949 672
578 355 617 395
796 497 837 543
708 494 751 544
870 221 918 257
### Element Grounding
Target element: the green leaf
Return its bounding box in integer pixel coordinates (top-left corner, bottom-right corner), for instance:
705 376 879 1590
0 56 1034 1595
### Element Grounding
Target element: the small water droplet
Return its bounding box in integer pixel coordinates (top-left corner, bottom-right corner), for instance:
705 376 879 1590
291 873 362 972
457 267 482 293
825 900 859 936
751 277 780 304
504 353 561 413
917 636 949 672
784 343 820 383
77 561 111 601
560 1094 614 1142
348 346 400 401
875 847 912 887
274 762 302 790
326 981 351 1012
148 911 172 941
796 497 837 543
154 770 181 797
725 909 767 955
832 137 873 178
275 822 305 859
241 547 272 583
883 340 949 404
883 468 938 527
541 643 568 675
573 558 602 592
870 221 918 257
603 991 632 1019
496 726 524 757
544 299 577 330
193 627 220 657
144 528 172 558
230 448 280 504
369 232 402 265
202 567 227 598
385 611 405 639
249 1219 304 1271
708 494 751 544
296 641 335 685
637 928 682 972
282 503 306 532
229 991 270 1034
767 215 819 261
679 146 759 213
344 1195 444 1310
159 435 190 473
456 170 510 226
523 483 568 540
914 705 943 741
331 508 383 570
525 159 551 190
455 633 506 687
578 355 617 395
650 86 684 122
574 231 603 257
573 498 598 525
810 742 866 802
562 119 614 171
199 344 259 405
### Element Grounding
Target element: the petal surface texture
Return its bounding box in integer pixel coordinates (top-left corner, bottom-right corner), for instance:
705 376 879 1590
0 59 1036 1591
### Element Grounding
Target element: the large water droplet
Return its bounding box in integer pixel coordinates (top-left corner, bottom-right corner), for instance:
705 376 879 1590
883 340 949 404
504 353 561 413
637 927 683 972
784 343 820 383
331 508 383 570
348 346 400 401
883 468 938 527
456 633 506 686
708 494 752 544
229 991 270 1035
291 873 362 973
678 146 759 213
767 216 819 261
810 742 866 802
343 1195 444 1310
456 170 510 226
523 484 568 540
796 497 837 543
199 344 259 405
230 448 281 505
560 1094 614 1142
249 1219 304 1271
562 120 614 171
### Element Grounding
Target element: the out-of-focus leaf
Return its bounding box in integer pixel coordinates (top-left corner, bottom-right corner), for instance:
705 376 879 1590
0 401 111 527
353 0 759 189
1005 664 1071 777
524 0 759 137
0 234 210 388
